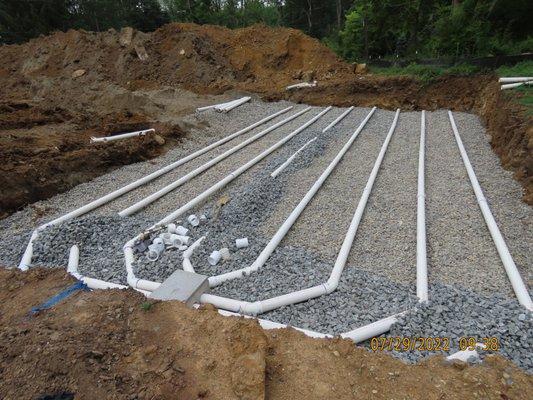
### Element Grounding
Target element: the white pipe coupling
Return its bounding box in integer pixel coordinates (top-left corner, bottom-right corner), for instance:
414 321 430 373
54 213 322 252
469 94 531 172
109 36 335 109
208 250 222 266
171 234 190 247
167 223 189 236
147 238 165 261
187 214 200 227
235 238 249 248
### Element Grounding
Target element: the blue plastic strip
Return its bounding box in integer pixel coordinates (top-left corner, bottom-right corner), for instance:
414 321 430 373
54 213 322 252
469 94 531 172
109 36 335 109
30 281 89 314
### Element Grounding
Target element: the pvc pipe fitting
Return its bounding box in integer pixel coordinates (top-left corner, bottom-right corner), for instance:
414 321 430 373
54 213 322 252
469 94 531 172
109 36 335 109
167 223 177 233
160 232 173 245
235 238 249 248
208 250 222 266
153 237 165 250
147 244 164 261
220 247 231 261
175 225 189 236
187 214 200 227
171 234 190 247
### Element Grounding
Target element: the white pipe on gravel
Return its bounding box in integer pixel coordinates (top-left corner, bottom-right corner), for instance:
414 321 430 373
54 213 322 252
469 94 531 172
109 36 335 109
498 77 533 83
119 107 311 216
203 109 400 315
270 136 318 178
340 312 406 342
153 106 333 228
416 111 428 302
123 107 333 291
17 107 293 270
67 245 128 290
322 106 354 133
90 128 155 143
196 99 240 112
216 97 251 112
182 236 205 273
448 111 533 311
209 107 377 287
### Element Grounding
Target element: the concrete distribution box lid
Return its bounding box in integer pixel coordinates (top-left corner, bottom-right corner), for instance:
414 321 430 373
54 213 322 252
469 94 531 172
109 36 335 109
149 269 209 306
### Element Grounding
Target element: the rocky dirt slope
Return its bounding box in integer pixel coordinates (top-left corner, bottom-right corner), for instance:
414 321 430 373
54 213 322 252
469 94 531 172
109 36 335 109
1 268 531 400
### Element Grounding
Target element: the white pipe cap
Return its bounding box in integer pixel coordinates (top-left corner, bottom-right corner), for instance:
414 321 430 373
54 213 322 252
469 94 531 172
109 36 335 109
208 250 221 266
235 238 249 248
188 214 200 227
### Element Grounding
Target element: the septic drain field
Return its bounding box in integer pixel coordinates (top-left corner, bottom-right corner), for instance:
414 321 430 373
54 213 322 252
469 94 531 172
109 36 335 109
1 99 531 380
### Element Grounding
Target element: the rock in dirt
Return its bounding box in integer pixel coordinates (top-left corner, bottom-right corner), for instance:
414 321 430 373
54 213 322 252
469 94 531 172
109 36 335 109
119 27 134 47
231 351 265 400
354 63 368 74
71 69 86 78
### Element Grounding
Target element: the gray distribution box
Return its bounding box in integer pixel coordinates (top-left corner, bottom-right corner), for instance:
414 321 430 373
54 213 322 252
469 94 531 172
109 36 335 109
149 269 209 306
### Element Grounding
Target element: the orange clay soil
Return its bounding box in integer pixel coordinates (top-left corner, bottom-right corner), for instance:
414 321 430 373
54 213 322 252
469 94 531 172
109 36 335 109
0 268 531 400
0 23 530 218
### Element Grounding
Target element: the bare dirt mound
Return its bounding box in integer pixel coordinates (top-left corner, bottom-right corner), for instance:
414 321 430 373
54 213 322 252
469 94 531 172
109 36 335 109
1 268 532 399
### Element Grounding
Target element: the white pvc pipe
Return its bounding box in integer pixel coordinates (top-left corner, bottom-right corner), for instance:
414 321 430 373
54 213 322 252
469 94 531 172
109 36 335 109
322 106 354 132
196 98 241 112
17 107 293 270
340 312 406 343
182 236 205 272
153 107 333 228
501 81 532 90
90 128 154 143
217 97 251 112
270 136 317 178
416 111 428 302
216 309 332 339
448 111 533 311
122 107 333 292
204 109 400 315
498 77 533 83
235 238 249 249
208 250 222 266
67 245 128 290
118 107 311 216
209 107 377 287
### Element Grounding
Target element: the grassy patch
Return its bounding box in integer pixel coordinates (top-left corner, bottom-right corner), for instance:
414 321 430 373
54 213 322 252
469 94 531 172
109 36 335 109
141 301 154 311
370 63 481 83
497 61 533 116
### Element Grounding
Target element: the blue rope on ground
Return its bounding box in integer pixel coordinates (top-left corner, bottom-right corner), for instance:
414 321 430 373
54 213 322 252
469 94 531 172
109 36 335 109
30 281 89 315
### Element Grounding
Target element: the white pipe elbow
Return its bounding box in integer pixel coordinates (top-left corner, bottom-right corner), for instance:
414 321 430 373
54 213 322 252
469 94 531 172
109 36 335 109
323 280 338 294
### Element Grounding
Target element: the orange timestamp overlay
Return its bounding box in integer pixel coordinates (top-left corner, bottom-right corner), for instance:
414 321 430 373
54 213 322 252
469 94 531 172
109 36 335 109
369 336 500 352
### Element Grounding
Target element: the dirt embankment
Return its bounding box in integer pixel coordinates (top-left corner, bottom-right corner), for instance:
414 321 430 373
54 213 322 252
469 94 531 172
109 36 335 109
0 23 530 217
0 268 531 400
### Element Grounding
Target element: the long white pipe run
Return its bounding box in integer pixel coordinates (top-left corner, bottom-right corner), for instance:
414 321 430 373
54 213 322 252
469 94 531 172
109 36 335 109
270 136 317 178
322 106 354 132
90 128 155 143
209 107 377 287
119 107 311 216
498 77 533 83
448 111 533 311
17 107 293 270
153 106 333 228
124 106 333 291
416 111 428 302
202 109 400 315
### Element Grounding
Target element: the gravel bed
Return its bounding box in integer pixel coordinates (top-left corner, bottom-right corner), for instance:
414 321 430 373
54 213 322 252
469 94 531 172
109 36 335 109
0 101 531 372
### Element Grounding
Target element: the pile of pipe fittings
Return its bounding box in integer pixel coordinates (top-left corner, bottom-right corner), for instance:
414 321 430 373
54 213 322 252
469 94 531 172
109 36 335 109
208 237 249 266
144 214 206 261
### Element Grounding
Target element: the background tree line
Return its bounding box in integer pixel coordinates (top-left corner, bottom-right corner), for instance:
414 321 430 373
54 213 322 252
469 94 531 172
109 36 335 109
1 0 531 61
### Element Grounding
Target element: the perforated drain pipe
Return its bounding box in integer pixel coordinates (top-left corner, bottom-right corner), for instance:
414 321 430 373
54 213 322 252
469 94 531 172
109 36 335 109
201 109 400 314
270 136 318 178
123 106 333 291
322 106 354 133
209 107 377 287
448 111 533 311
17 107 292 270
416 111 428 302
67 245 129 290
119 107 311 216
90 128 155 143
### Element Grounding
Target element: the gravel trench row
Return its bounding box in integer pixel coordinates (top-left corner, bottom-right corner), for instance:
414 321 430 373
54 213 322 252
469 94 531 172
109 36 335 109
0 101 530 371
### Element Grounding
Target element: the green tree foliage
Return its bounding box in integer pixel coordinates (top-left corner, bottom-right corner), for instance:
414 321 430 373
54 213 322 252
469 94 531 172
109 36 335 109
0 0 531 62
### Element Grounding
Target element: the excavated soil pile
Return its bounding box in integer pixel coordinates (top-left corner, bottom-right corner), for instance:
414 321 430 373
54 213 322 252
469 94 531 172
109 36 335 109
0 22 530 217
1 268 532 400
